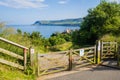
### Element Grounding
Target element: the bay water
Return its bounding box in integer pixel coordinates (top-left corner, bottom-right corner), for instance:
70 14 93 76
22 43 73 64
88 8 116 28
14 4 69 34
7 25 80 38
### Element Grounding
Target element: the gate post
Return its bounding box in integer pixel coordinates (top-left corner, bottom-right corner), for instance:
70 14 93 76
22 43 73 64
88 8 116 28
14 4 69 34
24 48 27 70
96 40 101 64
118 56 120 67
68 49 72 70
30 47 35 67
117 46 120 67
29 47 36 74
37 53 39 76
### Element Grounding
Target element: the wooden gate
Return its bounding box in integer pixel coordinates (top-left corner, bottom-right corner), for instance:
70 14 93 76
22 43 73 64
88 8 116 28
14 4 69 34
69 46 96 69
100 41 118 67
35 46 96 76
30 41 120 76
36 51 69 76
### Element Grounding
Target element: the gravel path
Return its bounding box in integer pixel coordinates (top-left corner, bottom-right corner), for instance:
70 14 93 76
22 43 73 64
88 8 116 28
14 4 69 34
47 66 120 80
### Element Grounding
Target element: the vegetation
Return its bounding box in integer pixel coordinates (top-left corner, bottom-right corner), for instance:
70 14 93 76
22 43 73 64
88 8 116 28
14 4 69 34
0 64 35 80
72 1 120 45
50 42 73 51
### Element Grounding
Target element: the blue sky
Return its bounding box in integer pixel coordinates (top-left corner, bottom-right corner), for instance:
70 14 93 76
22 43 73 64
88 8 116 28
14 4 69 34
0 0 119 25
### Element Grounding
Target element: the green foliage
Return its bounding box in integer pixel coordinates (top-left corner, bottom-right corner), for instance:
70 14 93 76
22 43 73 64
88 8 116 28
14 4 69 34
17 29 22 35
100 34 120 44
73 1 120 45
0 64 36 80
51 32 72 41
50 42 73 51
49 32 72 46
49 36 66 46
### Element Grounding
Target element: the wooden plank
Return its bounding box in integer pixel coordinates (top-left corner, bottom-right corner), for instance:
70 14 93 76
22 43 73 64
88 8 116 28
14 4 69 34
74 58 94 64
0 48 23 60
38 66 68 76
103 46 115 48
103 49 115 52
86 55 94 58
39 65 67 71
72 50 94 56
73 46 95 52
0 58 24 70
43 50 69 54
102 42 117 44
75 62 92 68
102 53 115 55
0 37 28 49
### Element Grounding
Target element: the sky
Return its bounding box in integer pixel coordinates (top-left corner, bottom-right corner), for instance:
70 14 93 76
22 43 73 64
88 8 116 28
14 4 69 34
0 0 119 25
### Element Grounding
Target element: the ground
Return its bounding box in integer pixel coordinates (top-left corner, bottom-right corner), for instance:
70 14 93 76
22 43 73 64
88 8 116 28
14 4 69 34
37 65 120 80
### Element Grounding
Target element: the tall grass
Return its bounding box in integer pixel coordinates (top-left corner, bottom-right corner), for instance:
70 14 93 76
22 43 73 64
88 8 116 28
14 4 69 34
0 64 36 80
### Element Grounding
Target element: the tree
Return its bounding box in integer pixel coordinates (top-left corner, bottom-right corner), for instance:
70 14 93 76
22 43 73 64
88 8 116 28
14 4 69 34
30 31 42 39
74 1 120 45
49 36 66 46
17 29 22 35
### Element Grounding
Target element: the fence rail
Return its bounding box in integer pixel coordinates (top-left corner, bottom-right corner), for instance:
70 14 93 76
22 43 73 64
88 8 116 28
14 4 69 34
0 58 24 70
0 37 28 49
0 48 23 60
0 37 28 70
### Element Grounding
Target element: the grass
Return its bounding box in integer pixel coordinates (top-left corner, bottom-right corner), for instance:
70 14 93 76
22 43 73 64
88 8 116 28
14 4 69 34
0 40 36 80
50 42 73 51
0 64 36 80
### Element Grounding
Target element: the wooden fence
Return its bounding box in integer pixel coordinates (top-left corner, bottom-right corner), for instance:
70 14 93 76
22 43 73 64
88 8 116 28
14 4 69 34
30 40 119 76
30 46 96 76
0 37 119 75
0 37 28 70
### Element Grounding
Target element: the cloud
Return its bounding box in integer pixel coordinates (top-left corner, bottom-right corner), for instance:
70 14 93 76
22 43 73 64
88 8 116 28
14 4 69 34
58 0 68 4
0 0 48 9
107 0 120 3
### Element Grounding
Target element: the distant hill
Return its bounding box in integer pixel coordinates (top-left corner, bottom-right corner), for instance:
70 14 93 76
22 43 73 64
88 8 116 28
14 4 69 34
33 18 83 26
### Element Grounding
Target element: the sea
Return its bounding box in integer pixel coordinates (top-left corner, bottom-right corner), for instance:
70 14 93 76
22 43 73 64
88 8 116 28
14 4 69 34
6 25 80 38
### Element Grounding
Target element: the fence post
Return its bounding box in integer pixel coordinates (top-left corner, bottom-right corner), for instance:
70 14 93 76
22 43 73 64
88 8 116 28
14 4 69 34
68 49 72 70
29 47 35 67
94 45 97 64
96 40 101 64
37 53 39 76
117 46 120 67
115 41 118 59
29 47 38 75
118 58 120 67
24 48 27 70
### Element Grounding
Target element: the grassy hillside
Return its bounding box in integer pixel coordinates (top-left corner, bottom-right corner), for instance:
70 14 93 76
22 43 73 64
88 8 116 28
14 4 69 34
33 18 82 26
0 64 36 80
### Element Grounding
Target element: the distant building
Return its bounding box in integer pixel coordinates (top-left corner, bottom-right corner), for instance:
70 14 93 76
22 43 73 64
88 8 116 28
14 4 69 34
62 29 71 34
66 29 71 33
